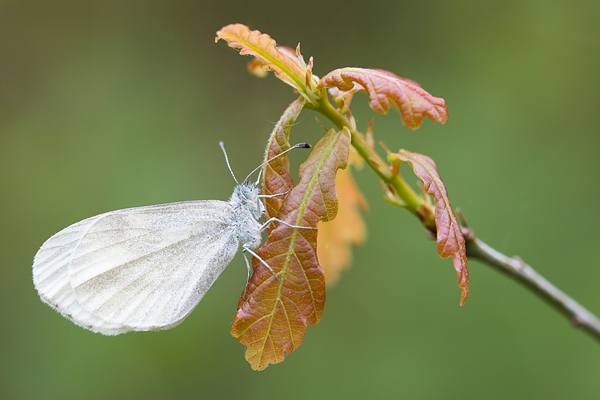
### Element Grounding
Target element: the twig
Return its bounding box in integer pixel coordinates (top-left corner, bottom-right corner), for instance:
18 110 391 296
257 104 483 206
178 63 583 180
460 220 600 342
308 92 600 342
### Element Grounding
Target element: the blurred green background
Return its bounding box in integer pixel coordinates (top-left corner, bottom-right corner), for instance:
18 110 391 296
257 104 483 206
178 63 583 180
2 0 600 399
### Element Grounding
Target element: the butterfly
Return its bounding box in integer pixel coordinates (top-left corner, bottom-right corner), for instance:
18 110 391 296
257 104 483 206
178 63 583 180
32 142 311 335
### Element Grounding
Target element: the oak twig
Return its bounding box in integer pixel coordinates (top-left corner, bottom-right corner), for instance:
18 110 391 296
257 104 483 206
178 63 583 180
309 91 600 343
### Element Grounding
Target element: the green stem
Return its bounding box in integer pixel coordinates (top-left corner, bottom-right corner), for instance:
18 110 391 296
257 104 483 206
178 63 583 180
305 92 433 226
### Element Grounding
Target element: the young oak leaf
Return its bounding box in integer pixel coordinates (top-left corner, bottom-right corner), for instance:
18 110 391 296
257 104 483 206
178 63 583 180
317 163 368 285
317 68 448 130
231 128 351 370
216 24 311 99
260 97 306 233
389 150 469 306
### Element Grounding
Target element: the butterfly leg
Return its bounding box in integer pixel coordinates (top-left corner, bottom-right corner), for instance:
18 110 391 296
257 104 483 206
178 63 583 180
243 246 281 282
260 217 318 231
258 188 292 199
242 251 252 286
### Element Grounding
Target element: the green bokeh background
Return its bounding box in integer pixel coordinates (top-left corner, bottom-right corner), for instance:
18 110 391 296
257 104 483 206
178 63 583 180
2 1 600 399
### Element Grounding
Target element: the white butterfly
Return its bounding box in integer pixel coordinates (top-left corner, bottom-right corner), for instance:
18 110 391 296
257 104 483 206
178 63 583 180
32 142 311 335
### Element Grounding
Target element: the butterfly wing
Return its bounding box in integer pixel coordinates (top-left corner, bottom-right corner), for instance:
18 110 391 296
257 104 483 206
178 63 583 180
33 200 240 335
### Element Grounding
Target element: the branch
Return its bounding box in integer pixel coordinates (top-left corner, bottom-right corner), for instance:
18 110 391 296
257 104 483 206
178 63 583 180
459 215 600 342
307 91 600 341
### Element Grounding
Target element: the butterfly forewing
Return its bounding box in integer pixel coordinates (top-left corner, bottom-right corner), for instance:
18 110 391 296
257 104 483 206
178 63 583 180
33 200 240 334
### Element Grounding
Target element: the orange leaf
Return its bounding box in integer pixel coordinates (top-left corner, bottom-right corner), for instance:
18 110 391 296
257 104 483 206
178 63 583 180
246 57 269 78
317 67 448 130
216 24 309 95
260 97 305 233
231 128 351 370
317 163 368 285
389 150 469 306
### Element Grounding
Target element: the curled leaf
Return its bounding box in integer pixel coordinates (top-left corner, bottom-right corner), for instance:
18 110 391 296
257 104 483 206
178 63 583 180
317 67 448 130
247 58 269 78
260 97 306 232
389 150 469 306
232 128 352 370
216 24 309 96
317 161 368 285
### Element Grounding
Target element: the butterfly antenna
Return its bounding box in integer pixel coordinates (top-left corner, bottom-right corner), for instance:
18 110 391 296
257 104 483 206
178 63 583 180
219 141 240 186
246 143 311 184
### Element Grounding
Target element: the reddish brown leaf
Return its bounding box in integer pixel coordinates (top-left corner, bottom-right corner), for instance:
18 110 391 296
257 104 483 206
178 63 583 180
260 97 305 233
317 162 368 285
232 128 351 370
389 150 469 306
216 24 308 95
317 67 448 130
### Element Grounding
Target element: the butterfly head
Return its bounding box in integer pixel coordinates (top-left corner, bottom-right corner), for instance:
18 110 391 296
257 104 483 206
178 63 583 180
233 181 265 220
